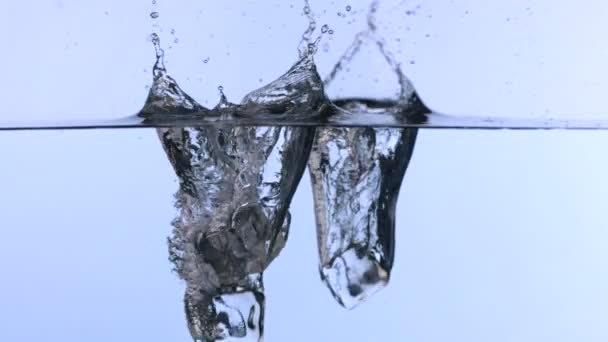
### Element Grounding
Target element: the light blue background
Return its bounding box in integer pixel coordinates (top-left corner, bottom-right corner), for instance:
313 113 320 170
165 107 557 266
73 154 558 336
1 1 608 341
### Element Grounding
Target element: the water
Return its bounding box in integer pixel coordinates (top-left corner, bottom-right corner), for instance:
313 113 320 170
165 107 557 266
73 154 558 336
2 128 608 342
2 1 608 342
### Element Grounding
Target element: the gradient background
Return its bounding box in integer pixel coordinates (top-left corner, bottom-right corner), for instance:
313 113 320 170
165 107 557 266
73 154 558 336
1 1 608 341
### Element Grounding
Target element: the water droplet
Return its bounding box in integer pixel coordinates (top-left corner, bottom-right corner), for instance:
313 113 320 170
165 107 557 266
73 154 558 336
150 12 159 19
152 0 156 4
170 28 175 35
174 38 179 44
409 60 415 65
150 32 160 45
346 5 352 12
308 43 316 54
298 0 318 58
258 78 263 83
321 24 329 33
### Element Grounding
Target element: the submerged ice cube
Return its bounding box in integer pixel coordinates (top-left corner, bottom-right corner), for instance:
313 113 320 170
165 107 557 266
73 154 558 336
161 112 316 341
309 123 418 309
139 34 325 341
185 275 265 342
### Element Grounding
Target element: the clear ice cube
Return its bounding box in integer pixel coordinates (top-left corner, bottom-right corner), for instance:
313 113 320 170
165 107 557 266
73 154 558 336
309 123 418 309
185 275 265 342
161 122 315 340
140 35 325 340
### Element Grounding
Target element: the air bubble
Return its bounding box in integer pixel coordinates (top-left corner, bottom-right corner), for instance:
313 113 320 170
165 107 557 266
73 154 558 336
308 43 316 54
150 12 159 19
150 33 160 45
321 24 329 33
346 5 352 12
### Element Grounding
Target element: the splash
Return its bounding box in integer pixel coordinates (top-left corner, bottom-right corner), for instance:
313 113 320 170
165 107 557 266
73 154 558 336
325 0 426 115
238 53 328 119
308 0 427 309
138 15 322 341
139 2 331 122
139 34 209 117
